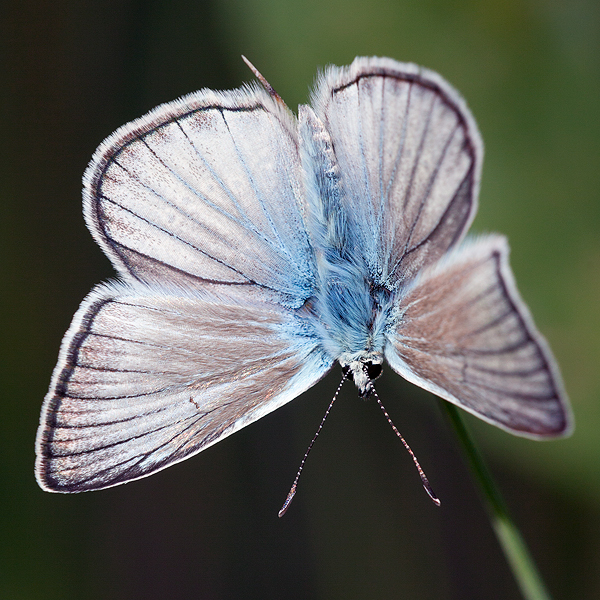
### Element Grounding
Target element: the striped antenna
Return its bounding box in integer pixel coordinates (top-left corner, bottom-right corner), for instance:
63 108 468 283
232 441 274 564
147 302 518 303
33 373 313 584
278 374 347 517
370 386 440 506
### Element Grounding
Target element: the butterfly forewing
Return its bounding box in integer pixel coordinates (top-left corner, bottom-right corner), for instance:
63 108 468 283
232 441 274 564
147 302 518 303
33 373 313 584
384 236 570 438
36 281 332 492
84 86 315 307
312 57 482 287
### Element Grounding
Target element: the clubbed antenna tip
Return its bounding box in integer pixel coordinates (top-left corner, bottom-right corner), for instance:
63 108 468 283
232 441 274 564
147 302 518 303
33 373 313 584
278 484 297 518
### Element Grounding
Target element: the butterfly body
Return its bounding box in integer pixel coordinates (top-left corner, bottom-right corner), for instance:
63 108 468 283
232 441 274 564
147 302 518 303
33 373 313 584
36 57 571 493
300 103 394 395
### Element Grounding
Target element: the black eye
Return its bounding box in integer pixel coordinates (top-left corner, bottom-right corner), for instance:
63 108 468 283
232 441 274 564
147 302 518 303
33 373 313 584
366 362 383 381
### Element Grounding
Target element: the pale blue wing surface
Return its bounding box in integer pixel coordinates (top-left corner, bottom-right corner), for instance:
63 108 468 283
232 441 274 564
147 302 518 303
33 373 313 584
310 57 482 289
84 85 315 308
36 281 332 492
384 236 571 438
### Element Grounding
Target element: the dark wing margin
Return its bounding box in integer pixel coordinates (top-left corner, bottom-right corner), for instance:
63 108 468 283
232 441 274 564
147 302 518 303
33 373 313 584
385 235 572 438
35 281 332 492
311 56 482 288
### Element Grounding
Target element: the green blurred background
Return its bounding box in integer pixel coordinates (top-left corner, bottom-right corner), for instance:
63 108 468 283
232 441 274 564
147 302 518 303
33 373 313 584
2 1 599 598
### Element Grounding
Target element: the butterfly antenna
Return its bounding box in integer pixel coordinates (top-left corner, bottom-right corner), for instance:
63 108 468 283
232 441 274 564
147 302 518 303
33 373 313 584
241 55 286 106
278 374 348 517
370 386 441 507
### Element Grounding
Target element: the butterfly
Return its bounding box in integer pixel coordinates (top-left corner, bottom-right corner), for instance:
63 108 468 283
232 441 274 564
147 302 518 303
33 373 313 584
35 56 571 498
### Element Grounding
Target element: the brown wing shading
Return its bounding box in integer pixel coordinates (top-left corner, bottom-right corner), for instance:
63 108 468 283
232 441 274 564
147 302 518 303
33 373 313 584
385 235 571 438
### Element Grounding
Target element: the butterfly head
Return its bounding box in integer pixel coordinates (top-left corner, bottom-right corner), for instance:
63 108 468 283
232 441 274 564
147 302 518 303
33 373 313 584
340 352 384 397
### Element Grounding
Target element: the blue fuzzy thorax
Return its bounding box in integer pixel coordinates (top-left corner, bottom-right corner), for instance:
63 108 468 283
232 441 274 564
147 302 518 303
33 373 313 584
299 106 393 367
315 256 392 363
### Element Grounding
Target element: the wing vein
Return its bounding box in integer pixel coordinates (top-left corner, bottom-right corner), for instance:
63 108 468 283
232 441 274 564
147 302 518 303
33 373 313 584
384 78 412 203
391 165 474 279
220 110 292 258
172 117 285 251
100 193 284 288
401 92 440 252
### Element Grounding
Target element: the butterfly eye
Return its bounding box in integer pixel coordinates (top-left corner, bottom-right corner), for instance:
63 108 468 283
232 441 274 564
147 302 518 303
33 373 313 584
366 362 383 382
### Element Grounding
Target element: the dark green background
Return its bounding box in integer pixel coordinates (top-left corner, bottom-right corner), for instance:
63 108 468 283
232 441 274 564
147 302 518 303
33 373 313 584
2 1 599 598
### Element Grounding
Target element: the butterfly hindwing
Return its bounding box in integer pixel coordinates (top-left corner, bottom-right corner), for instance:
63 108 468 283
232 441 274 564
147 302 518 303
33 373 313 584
36 282 332 492
384 235 570 438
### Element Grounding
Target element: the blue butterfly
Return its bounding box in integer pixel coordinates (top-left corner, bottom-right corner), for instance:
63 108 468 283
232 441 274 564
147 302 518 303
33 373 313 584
36 57 571 498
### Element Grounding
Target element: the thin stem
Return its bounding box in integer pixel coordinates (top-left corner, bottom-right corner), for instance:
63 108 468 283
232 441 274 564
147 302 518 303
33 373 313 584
440 401 552 600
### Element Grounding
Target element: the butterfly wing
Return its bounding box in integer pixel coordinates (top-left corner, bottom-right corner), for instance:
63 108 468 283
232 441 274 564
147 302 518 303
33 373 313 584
36 281 332 492
310 56 482 287
84 84 315 307
37 82 333 492
384 235 570 438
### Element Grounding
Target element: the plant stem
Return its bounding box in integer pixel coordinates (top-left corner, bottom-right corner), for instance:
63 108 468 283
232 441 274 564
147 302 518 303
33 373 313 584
440 401 552 600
